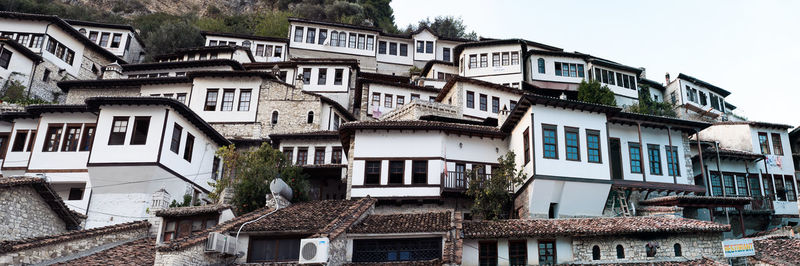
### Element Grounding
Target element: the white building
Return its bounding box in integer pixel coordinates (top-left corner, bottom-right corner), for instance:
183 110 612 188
153 45 255 64
358 77 440 119
270 131 348 200
65 19 146 63
202 31 288 62
0 38 41 88
437 76 524 121
665 73 732 122
454 39 562 88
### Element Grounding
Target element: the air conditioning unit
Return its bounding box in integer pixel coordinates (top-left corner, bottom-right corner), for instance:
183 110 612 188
299 237 329 264
206 232 236 255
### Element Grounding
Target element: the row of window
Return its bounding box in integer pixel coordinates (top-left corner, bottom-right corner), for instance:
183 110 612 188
0 47 11 69
629 143 680 176
416 40 434 54
477 240 543 266
208 40 284 58
168 122 196 162
758 132 785 155
378 41 408 57
590 243 683 261
41 123 96 153
161 216 217 242
522 125 602 164
300 68 345 85
79 29 124 49
1 32 45 50
363 160 428 185
535 59 587 78
148 93 187 105
295 27 376 51
684 85 726 112
466 52 520 69
45 37 76 65
371 92 433 109
282 146 343 165
203 88 252 112
465 91 516 114
594 68 636 90
710 173 796 201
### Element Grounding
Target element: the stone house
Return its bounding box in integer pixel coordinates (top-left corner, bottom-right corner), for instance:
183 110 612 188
0 176 84 241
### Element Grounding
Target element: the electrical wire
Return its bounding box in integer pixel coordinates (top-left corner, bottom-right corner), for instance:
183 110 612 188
64 203 151 219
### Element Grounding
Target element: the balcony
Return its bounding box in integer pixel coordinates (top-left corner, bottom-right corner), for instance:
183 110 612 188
441 171 512 193
743 197 774 212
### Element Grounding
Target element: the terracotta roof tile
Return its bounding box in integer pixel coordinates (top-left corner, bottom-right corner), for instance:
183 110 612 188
0 220 150 253
348 212 451 234
339 120 505 138
0 177 82 229
155 204 231 218
639 195 752 206
462 217 729 239
750 236 800 266
54 237 155 265
713 120 793 129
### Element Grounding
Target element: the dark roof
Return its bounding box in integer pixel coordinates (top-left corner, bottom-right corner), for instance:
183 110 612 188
310 92 356 121
289 17 381 32
588 56 643 75
158 197 376 252
419 115 496 127
420 60 455 77
358 72 411 84
25 104 90 115
155 204 231 218
713 121 793 129
0 38 42 62
242 61 299 69
269 130 340 141
292 57 360 67
348 211 451 234
54 237 155 265
611 180 707 194
64 19 145 47
201 31 289 43
360 78 440 93
340 120 505 139
500 94 621 133
639 195 753 207
121 59 244 71
751 237 800 266
695 146 765 161
461 216 729 239
639 78 666 90
608 111 713 133
58 76 191 92
0 11 125 63
0 220 149 253
677 73 731 97
185 70 274 79
343 259 443 266
152 45 255 63
0 111 37 122
527 49 589 60
0 177 82 229
83 97 231 146
435 76 523 102
454 39 561 65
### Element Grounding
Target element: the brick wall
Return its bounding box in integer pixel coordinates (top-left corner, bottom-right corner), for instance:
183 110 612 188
0 186 68 241
571 232 724 263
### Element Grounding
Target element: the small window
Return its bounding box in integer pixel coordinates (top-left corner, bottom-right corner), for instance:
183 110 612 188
68 187 84 200
99 32 110 47
648 144 662 175
565 127 579 161
0 48 11 69
673 243 682 257
466 91 475 108
170 124 182 154
772 133 784 155
509 240 527 266
538 240 556 265
543 125 558 159
130 117 150 145
629 143 642 173
366 35 374 50
314 147 325 165
537 58 545 74
247 238 301 263
357 34 365 49
238 90 251 111
491 97 499 113
204 89 218 111
616 245 625 259
480 54 488 68
302 68 311 84
666 146 680 176
306 27 316 43
378 41 387 54
61 125 82 151
183 133 194 162
307 111 314 124
371 93 381 107
271 111 279 125
442 47 451 62
479 241 498 266
282 147 293 162
416 41 424 53
331 147 342 164
592 245 601 260
221 89 235 111
389 42 397 55
43 125 64 152
334 69 343 85
388 161 404 184
108 117 128 145
479 94 487 111
110 33 122 48
317 68 328 85
646 243 657 257
365 161 381 185
511 52 519 65
348 33 356 48
425 41 433 53
492 53 500 67
396 96 405 106
586 130 601 163
412 160 427 184
296 148 308 165
384 94 393 108
399 43 408 56
11 131 28 152
26 130 36 152
293 26 304 42
469 55 477 69
522 127 530 164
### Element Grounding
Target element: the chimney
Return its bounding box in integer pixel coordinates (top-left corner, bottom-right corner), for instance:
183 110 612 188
665 72 671 85
102 61 123 79
293 73 304 90
638 67 646 79
147 188 171 236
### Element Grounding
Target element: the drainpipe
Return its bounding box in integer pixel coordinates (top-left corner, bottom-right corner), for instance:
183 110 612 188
637 122 645 182
694 129 707 193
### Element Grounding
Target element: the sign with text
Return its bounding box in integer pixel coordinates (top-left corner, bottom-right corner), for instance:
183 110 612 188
722 239 755 258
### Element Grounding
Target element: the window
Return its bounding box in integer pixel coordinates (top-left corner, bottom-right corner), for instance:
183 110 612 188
388 161 404 184
170 124 182 154
204 89 218 111
88 31 98 42
699 91 708 106
425 41 433 53
666 146 679 176
396 96 405 106
749 175 762 198
68 187 84 201
365 161 381 185
255 44 264 56
480 54 488 67
314 147 325 165
586 130 601 163
352 237 441 263
282 147 293 162
334 69 343 85
508 240 527 266
629 143 642 173
538 240 556 265
384 94 393 108
0 48 11 69
302 68 311 85
108 117 128 145
592 246 601 260
183 133 194 162
416 41 424 53
710 94 721 110
42 69 50 82
674 243 682 257
479 241 497 266
110 33 122 48
293 26 303 42
723 174 736 196
510 100 517 110
247 238 300 263
410 94 420 102
176 93 187 104
221 89 235 111
648 144 662 175
466 91 475 108
212 156 221 180
479 94 487 111
389 42 397 55
274 46 283 58
378 41 387 54
338 33 347 47
24 129 35 152
330 31 339 46
305 111 315 124
554 62 585 77
11 131 28 152
99 32 110 46
710 173 723 196
786 176 796 201
469 55 477 68
511 52 519 65
42 124 64 152
366 36 374 50
443 48 451 62
616 245 625 259
331 147 342 164
543 125 558 159
348 33 356 48
357 34 365 49
399 44 408 56
491 97 499 113
774 175 787 201
737 175 748 196
372 93 380 108
128 117 150 145
61 125 81 151
306 27 316 43
412 160 427 184
238 90 251 111
772 133 784 155
565 128 580 161
764 175 775 200
537 58 545 74
295 148 308 165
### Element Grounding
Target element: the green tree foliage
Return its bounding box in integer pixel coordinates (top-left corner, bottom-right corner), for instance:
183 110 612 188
169 194 193 207
405 16 477 40
0 0 127 24
627 85 677 117
211 143 309 214
143 20 204 60
465 152 526 220
577 79 617 106
1 80 52 105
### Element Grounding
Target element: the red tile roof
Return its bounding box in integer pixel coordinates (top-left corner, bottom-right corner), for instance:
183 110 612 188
0 177 83 229
462 216 729 239
54 237 155 265
750 236 800 266
348 212 452 234
0 220 150 253
639 195 752 207
155 204 231 218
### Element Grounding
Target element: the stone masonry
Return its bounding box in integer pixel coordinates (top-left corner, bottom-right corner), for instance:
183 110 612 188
65 87 141 104
153 242 229 266
0 186 68 241
572 232 724 263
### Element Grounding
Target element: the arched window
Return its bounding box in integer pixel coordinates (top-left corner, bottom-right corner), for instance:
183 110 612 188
338 32 347 47
330 31 338 46
307 111 314 124
537 58 545 74
674 243 682 257
242 40 251 48
616 245 625 259
271 111 279 125
78 28 87 34
592 245 601 260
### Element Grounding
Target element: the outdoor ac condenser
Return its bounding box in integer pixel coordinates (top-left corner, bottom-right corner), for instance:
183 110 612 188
298 237 329 264
206 232 236 255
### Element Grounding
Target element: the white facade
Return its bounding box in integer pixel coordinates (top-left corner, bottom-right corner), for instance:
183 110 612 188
607 124 690 184
365 82 439 119
665 74 729 121
187 76 262 123
69 21 145 63
204 33 287 62
0 41 37 88
290 21 378 58
439 79 523 121
462 237 573 265
588 64 639 107
458 43 524 86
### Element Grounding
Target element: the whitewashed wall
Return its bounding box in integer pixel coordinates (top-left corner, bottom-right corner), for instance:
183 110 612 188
462 237 573 266
188 77 261 123
607 124 689 184
0 43 36 87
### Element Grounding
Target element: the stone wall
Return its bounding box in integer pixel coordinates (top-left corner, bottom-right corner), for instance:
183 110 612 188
65 87 141 104
210 122 262 140
513 180 532 219
258 81 324 136
153 242 230 266
0 186 68 241
379 100 464 121
571 232 724 263
0 221 150 265
681 132 695 184
28 61 66 102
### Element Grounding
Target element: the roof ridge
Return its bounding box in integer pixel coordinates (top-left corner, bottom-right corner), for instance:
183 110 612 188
0 220 149 253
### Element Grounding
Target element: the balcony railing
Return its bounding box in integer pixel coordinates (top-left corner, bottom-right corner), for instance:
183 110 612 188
743 197 774 212
441 171 512 193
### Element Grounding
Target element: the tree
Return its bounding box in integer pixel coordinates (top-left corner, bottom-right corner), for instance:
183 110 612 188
406 16 477 40
465 152 526 220
627 85 677 117
143 20 204 61
577 79 617 106
210 143 310 214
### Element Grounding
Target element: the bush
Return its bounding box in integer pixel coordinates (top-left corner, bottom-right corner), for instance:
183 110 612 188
627 85 677 117
577 79 617 106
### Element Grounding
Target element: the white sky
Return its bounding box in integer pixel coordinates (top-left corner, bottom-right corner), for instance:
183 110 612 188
391 0 800 127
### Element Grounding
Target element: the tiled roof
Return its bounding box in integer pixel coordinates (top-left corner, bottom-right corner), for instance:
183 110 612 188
636 206 683 213
121 59 245 71
0 177 82 229
348 211 451 234
155 204 231 218
695 146 765 161
158 198 376 252
269 130 340 140
0 220 149 253
435 75 523 102
339 120 505 138
0 38 42 62
54 237 155 265
750 236 800 266
461 216 729 239
201 31 289 43
713 120 794 129
677 73 730 97
639 195 752 207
